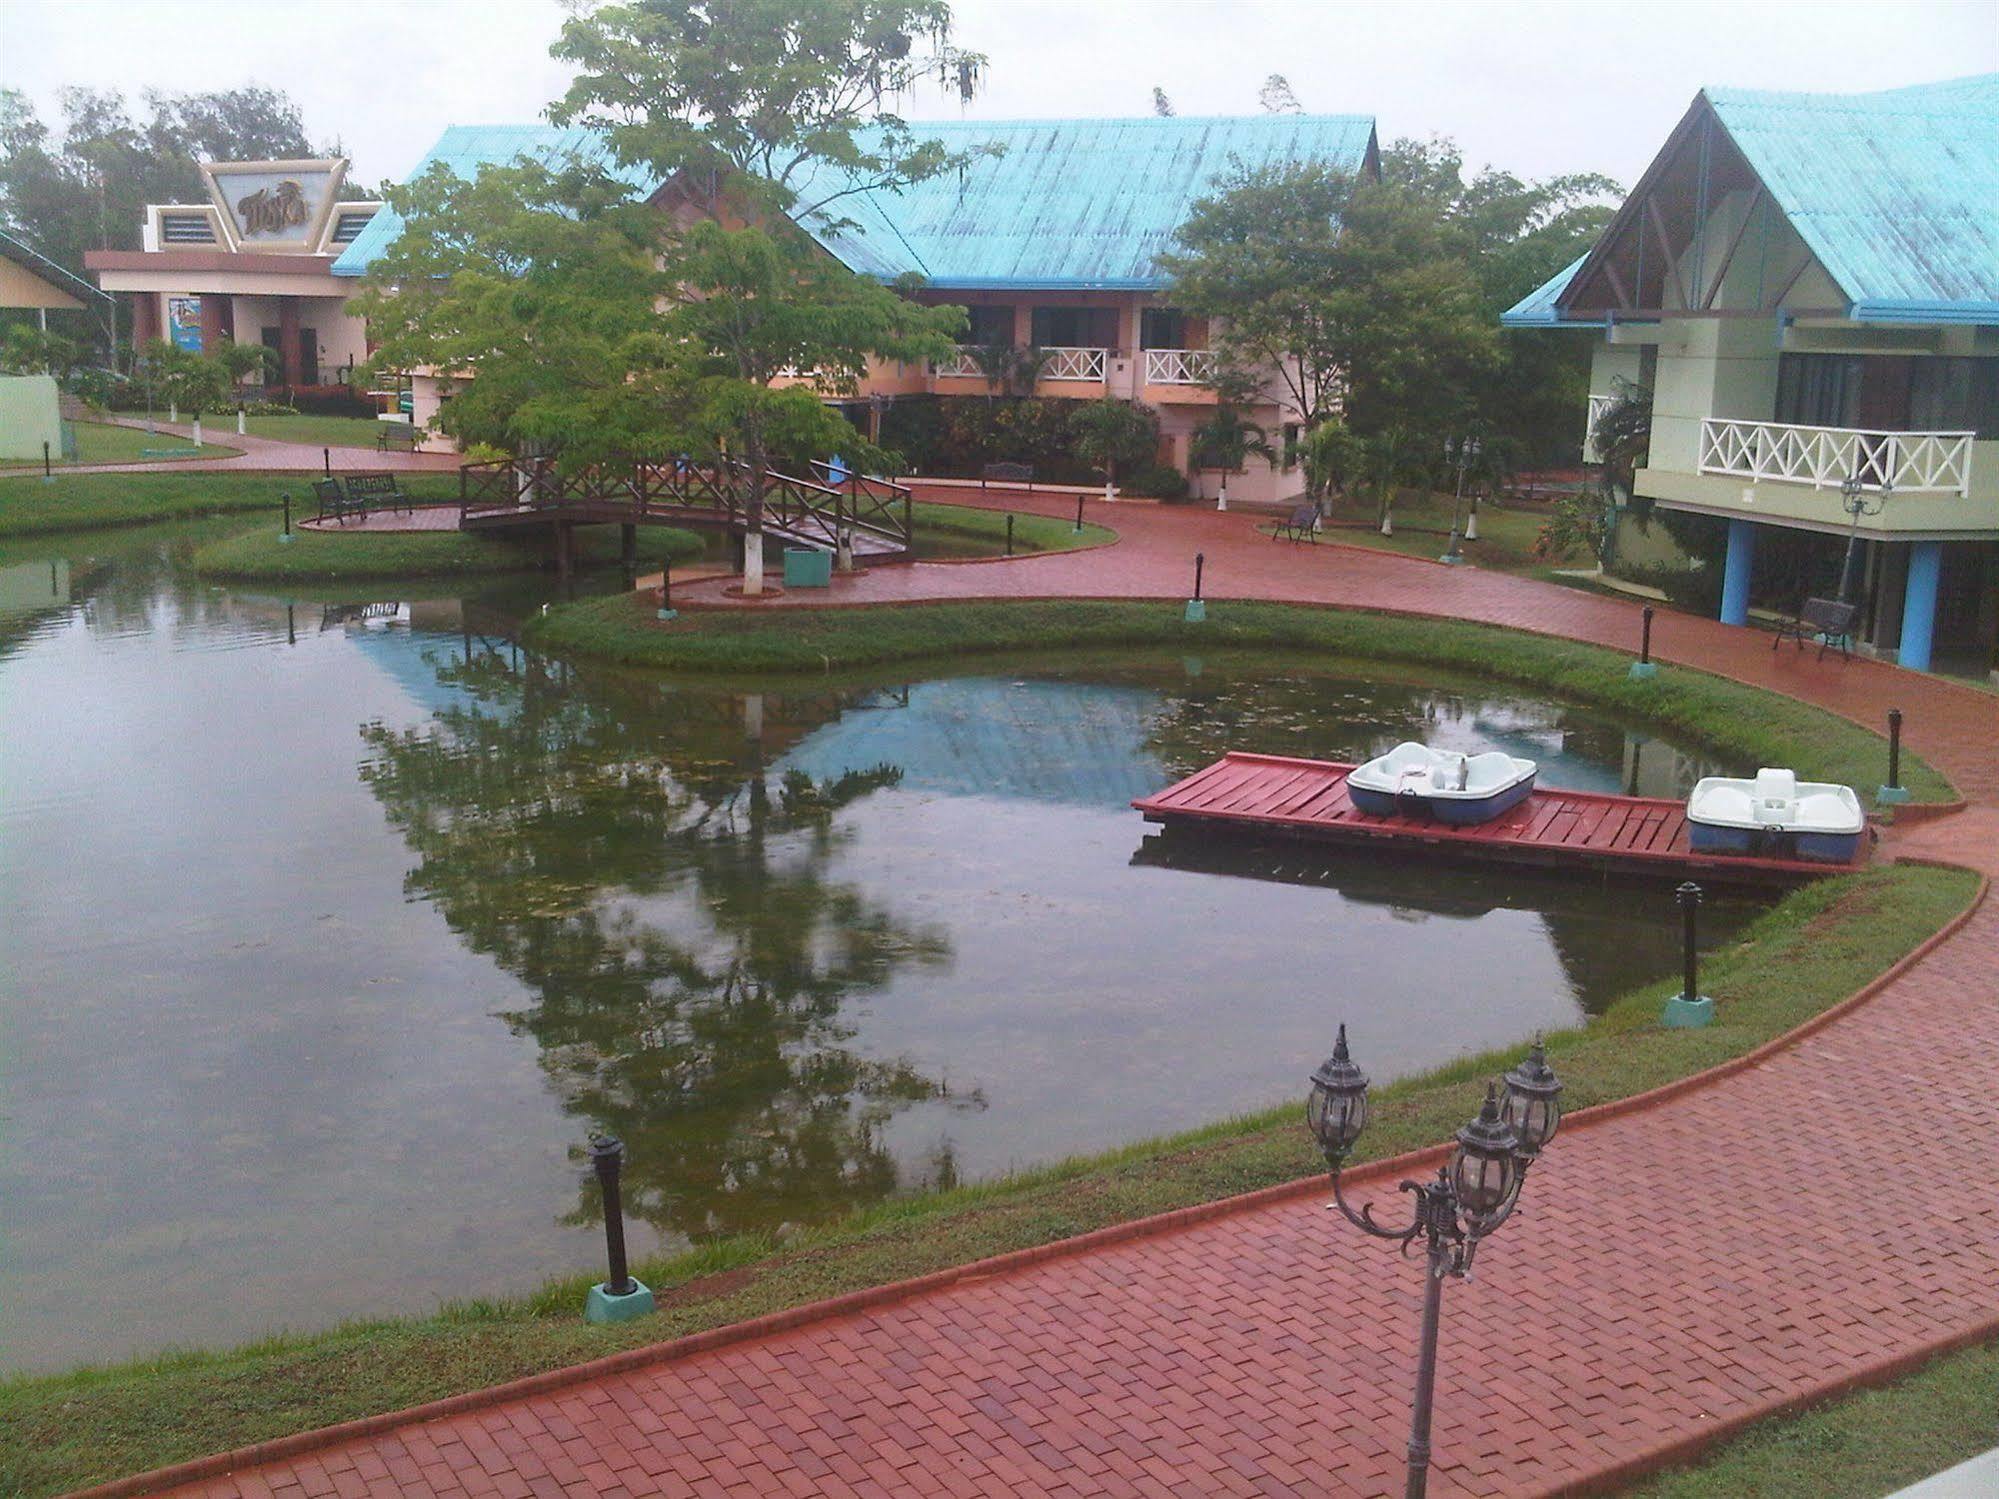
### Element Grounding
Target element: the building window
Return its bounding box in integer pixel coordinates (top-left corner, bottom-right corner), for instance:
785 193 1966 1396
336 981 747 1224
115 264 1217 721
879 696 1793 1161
330 211 376 245
1140 308 1188 350
1775 354 1861 428
1909 357 1999 440
160 214 216 245
1281 423 1301 472
1030 306 1111 348
963 304 1013 345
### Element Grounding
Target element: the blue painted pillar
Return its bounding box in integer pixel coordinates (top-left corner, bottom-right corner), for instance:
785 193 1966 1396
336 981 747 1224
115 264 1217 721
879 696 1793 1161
1898 541 1943 672
1720 519 1756 627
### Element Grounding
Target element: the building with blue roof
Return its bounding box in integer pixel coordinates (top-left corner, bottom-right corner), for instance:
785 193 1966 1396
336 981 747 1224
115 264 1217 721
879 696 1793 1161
1503 75 1997 676
335 112 1378 505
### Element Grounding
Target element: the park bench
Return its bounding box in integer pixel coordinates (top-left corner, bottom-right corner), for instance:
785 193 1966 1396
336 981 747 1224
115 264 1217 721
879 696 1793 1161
1772 596 1859 661
314 477 367 524
345 472 411 515
980 461 1034 492
1272 503 1318 543
376 421 421 454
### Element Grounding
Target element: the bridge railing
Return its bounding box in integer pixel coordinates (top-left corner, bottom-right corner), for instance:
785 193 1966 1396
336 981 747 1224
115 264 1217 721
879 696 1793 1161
457 453 915 555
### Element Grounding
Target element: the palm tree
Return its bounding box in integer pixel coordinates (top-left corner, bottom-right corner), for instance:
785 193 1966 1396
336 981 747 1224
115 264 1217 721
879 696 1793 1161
1191 406 1273 512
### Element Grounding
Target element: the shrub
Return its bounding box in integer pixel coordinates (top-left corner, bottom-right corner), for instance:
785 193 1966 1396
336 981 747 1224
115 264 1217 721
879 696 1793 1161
1122 462 1190 501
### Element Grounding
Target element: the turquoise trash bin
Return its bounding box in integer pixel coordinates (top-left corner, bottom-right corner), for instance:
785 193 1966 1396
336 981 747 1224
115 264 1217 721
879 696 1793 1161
783 547 833 588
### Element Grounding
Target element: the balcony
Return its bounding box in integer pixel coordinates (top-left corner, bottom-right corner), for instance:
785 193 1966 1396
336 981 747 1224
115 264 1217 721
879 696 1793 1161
1143 349 1214 386
1039 346 1108 382
933 346 984 379
1698 418 1974 498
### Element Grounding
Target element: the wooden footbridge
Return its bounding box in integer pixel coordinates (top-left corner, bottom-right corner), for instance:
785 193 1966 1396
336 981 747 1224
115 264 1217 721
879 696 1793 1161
457 455 916 565
1135 752 1870 886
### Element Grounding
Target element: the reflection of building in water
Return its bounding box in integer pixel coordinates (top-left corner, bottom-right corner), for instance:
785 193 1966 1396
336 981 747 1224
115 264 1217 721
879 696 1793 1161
0 557 68 615
778 678 1167 808
1620 734 1712 799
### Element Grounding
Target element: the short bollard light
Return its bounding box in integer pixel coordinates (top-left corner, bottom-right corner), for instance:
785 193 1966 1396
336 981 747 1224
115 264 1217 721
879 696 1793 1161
1074 494 1086 534
42 440 53 482
583 1134 655 1324
656 558 678 622
1661 880 1714 1028
1184 552 1207 623
1005 513 1015 557
322 446 331 478
279 490 294 544
1309 1027 1562 1499
1629 605 1658 680
1876 706 1910 806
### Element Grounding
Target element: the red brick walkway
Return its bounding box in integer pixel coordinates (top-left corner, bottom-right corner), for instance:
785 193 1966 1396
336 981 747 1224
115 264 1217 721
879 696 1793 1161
120 493 1999 1499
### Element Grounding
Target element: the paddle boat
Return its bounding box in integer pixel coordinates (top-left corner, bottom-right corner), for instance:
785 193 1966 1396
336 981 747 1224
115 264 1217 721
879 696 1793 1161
1685 768 1864 863
1345 742 1538 825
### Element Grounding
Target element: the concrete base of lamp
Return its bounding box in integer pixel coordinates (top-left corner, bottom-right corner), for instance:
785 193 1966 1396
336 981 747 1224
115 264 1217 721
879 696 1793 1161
1661 994 1714 1028
585 1279 655 1324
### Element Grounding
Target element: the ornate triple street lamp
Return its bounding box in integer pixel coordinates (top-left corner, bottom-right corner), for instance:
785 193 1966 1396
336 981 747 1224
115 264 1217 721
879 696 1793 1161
1440 436 1481 564
1308 1027 1564 1499
1838 471 1890 604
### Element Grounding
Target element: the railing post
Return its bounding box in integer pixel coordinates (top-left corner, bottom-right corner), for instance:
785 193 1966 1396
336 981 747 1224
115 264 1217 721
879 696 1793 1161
902 495 913 551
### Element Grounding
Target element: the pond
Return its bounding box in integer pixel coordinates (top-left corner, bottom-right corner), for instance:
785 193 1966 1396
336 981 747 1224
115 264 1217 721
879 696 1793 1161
0 520 1768 1374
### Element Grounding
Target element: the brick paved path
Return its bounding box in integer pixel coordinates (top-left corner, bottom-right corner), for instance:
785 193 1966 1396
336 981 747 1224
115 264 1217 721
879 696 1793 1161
124 493 1998 1499
67 417 461 476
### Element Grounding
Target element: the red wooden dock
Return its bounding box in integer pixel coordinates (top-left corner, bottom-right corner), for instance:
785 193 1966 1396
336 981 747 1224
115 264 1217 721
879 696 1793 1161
1132 752 1869 886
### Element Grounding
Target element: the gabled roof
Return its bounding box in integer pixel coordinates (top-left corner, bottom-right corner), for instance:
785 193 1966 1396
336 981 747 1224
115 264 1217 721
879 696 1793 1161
331 126 661 278
791 114 1380 289
0 227 112 308
1709 74 1998 319
1503 74 1999 328
335 113 1380 291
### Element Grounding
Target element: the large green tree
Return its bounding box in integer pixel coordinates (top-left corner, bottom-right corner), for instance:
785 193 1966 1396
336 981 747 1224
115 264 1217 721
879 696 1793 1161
549 0 992 225
1383 137 1619 464
1160 161 1495 441
369 0 985 593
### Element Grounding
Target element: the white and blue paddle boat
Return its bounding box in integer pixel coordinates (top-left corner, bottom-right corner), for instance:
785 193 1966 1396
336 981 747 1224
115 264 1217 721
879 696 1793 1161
1345 742 1538 825
1685 768 1864 864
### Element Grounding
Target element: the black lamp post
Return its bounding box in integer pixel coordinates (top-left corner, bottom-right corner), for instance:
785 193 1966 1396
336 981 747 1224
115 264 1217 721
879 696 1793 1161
1308 1027 1563 1499
1838 472 1887 604
1441 436 1481 565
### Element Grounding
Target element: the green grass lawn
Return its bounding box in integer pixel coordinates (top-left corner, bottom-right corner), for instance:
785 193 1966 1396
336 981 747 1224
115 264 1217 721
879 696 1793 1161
1629 1337 1999 1498
1275 489 1572 575
242 412 407 449
0 420 238 472
194 519 704 582
909 500 1115 558
0 861 1973 1497
525 598 1952 805
0 470 459 538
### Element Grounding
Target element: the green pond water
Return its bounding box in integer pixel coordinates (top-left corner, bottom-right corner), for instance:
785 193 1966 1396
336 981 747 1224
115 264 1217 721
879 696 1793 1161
0 520 1767 1373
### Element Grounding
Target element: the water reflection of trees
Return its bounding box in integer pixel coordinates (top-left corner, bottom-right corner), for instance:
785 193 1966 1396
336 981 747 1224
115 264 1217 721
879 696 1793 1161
357 647 967 1242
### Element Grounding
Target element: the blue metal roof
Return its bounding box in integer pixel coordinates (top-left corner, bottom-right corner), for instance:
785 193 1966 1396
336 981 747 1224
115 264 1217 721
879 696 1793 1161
1501 74 1999 329
335 113 1378 290
1499 254 1589 328
331 125 660 278
1706 74 1998 319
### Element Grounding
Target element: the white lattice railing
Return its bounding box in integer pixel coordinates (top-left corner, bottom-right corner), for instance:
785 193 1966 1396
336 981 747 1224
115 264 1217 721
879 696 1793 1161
1039 346 1108 382
933 346 984 379
1698 418 1974 496
1143 348 1215 385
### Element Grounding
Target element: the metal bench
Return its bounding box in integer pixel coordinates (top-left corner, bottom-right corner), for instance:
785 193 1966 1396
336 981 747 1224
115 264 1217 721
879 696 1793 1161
315 477 366 524
1772 596 1859 661
980 461 1034 492
345 472 411 515
376 422 420 453
1272 503 1318 543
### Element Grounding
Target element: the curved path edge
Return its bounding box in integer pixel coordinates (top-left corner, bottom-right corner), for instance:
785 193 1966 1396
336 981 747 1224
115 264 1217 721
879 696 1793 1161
68 872 1990 1499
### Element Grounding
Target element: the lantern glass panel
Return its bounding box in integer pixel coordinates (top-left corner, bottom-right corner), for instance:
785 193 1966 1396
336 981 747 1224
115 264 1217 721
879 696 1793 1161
1451 1144 1517 1218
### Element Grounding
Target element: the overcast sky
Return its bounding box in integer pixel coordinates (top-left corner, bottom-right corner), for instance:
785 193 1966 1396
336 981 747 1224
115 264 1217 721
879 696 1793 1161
4 0 1994 196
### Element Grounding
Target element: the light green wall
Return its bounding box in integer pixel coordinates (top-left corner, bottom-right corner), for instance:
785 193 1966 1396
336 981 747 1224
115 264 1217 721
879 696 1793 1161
0 374 63 461
1646 319 1782 474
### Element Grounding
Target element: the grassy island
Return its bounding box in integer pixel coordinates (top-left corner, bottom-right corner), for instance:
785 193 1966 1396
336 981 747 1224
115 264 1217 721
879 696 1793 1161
525 597 1953 805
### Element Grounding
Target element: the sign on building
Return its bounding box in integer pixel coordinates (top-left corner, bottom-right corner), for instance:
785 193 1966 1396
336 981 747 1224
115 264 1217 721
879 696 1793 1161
167 296 203 352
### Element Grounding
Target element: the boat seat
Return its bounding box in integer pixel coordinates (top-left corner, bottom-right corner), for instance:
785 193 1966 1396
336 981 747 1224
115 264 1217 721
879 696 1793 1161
1752 768 1799 825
